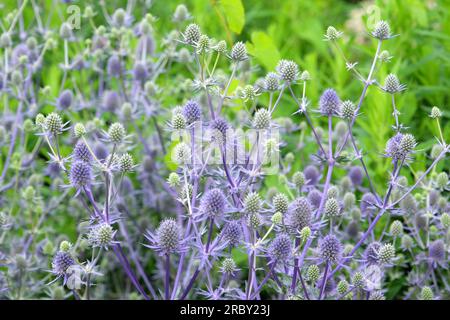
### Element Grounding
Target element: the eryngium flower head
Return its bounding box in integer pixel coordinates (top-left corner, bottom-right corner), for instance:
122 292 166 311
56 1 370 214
241 85 258 101
307 265 320 282
398 134 416 157
273 193 289 214
52 251 75 276
167 172 180 188
173 4 190 22
340 100 355 120
200 188 226 218
146 219 182 255
230 41 247 61
69 161 92 188
107 55 122 77
421 286 434 300
349 166 363 186
372 20 391 40
369 291 386 300
89 223 115 248
324 26 343 41
278 60 299 83
253 108 271 129
196 34 210 54
214 40 227 53
383 74 405 93
173 142 191 165
222 221 242 247
385 133 403 159
108 122 126 144
320 234 342 263
320 88 341 115
269 233 292 262
364 242 381 265
103 90 121 111
389 220 403 237
171 113 186 130
221 258 237 274
379 243 395 264
57 89 73 110
244 192 261 214
265 72 279 91
210 117 229 143
304 165 320 185
119 153 134 172
46 113 63 135
308 189 322 208
73 141 92 163
133 62 148 82
183 23 201 45
73 123 86 138
429 239 445 262
324 198 341 218
429 106 442 119
293 171 305 189
286 197 312 231
182 100 201 124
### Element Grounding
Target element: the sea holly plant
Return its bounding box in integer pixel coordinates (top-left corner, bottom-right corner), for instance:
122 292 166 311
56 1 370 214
0 2 448 301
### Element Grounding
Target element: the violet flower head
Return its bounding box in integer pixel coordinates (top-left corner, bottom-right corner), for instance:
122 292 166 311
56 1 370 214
319 88 341 116
145 219 183 255
429 240 445 263
286 197 312 231
69 160 92 189
364 241 382 265
268 233 292 262
57 89 73 110
222 221 242 247
319 234 342 264
107 54 122 77
200 188 226 218
348 166 363 186
51 251 75 277
308 189 322 208
73 140 92 163
304 165 320 186
182 100 201 125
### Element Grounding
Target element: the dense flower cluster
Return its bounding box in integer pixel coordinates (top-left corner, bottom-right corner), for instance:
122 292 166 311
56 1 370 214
0 2 448 302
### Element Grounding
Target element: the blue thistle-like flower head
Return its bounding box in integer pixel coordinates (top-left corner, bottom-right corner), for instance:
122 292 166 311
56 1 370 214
319 234 342 263
222 221 242 247
182 100 201 125
52 251 75 277
57 89 73 110
348 166 363 186
69 160 92 189
286 197 312 231
107 54 122 77
319 88 341 116
304 165 320 186
429 239 445 262
268 233 292 262
145 219 183 255
364 241 382 265
73 140 92 163
200 188 226 218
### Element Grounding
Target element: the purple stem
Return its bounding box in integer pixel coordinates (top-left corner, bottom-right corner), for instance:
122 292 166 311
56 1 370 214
318 261 329 300
165 254 171 300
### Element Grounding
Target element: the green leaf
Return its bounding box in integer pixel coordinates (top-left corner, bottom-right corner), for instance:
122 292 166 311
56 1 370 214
220 0 245 34
246 31 280 71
